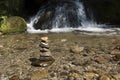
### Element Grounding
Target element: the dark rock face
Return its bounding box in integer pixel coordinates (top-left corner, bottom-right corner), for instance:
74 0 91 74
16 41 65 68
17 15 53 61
23 0 49 18
83 0 120 26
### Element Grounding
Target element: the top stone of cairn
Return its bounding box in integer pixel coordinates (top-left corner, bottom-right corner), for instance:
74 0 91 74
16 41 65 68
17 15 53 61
41 37 48 41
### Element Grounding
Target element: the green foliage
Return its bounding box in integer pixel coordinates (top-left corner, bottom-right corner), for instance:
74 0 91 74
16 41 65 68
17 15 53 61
0 16 27 34
0 0 24 17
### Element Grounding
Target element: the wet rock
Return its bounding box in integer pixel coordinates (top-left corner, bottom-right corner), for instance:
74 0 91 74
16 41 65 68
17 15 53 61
70 72 80 79
111 45 120 55
70 46 84 54
9 75 19 80
72 59 90 66
95 56 108 64
34 11 53 30
40 52 52 57
111 50 120 55
113 74 120 80
40 43 49 49
113 54 120 61
99 75 110 80
60 71 69 77
40 48 50 53
84 72 99 80
61 39 67 42
1 74 9 80
31 70 49 80
84 47 96 55
113 45 120 50
67 72 81 80
0 45 3 48
50 72 57 78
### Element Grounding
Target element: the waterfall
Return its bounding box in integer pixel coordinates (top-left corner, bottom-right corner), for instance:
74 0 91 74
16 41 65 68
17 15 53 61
27 0 120 34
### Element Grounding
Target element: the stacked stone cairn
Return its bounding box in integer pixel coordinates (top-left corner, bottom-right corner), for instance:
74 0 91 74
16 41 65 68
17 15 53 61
32 37 55 67
40 37 51 56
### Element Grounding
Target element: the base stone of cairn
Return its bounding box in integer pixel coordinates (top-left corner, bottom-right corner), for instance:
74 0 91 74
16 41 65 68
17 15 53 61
32 37 55 67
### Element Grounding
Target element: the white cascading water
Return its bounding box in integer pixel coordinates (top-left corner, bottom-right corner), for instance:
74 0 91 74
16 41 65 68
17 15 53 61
27 0 120 34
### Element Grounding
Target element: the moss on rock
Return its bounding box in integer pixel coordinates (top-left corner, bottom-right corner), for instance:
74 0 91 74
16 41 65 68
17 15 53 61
0 16 27 34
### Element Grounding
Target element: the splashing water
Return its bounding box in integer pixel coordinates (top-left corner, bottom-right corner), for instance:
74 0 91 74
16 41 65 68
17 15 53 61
27 0 120 35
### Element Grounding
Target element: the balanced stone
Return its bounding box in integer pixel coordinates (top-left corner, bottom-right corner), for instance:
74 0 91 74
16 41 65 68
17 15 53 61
41 37 48 42
40 48 49 52
39 42 49 49
40 41 48 46
40 51 52 57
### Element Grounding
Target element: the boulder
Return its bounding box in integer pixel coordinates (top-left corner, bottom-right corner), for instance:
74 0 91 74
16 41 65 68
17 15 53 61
0 16 27 34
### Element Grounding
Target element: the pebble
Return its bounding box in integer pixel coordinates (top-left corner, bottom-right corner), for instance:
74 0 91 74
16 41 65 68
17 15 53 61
0 32 3 35
40 52 52 57
70 72 80 79
61 39 67 42
70 46 84 54
1 74 9 80
84 72 99 80
99 75 110 80
40 48 49 52
95 56 108 64
0 45 3 48
40 44 49 49
113 54 120 61
113 74 120 80
111 50 120 55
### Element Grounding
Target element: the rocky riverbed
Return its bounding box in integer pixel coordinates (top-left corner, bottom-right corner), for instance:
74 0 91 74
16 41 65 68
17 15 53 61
0 32 120 80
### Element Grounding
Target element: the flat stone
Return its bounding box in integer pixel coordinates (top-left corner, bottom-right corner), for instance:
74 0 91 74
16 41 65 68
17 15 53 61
40 42 48 46
41 37 48 42
40 51 52 56
40 44 49 49
40 48 49 52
